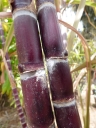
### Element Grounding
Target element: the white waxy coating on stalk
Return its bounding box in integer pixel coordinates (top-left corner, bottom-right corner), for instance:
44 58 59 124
35 69 45 76
20 69 45 80
38 2 56 13
12 2 30 5
20 69 47 89
36 70 45 81
20 71 35 80
53 99 76 108
13 10 37 20
47 58 68 74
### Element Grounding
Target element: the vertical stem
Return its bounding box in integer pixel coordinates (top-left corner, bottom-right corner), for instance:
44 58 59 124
10 1 54 127
36 0 82 127
85 58 91 128
0 22 27 128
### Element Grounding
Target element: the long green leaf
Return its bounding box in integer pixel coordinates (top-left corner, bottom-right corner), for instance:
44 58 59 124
2 71 11 95
71 59 96 73
0 0 3 11
68 0 86 53
3 22 14 55
66 0 96 8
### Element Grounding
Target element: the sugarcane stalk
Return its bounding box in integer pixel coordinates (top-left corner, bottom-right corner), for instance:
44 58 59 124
59 19 91 128
0 22 27 128
10 0 54 127
36 0 82 127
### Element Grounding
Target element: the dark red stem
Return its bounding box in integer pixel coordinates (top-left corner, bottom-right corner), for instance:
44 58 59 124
36 0 82 127
0 23 27 128
11 1 54 127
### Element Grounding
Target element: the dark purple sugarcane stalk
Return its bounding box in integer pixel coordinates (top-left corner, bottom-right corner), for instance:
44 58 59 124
36 0 82 127
10 0 54 127
0 22 27 128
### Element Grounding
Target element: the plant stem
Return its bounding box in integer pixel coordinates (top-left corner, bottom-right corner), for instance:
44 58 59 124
11 1 54 127
36 0 82 127
0 22 27 128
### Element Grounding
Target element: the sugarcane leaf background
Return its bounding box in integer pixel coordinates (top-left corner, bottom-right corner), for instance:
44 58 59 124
0 0 96 128
4 22 14 55
66 0 96 8
59 19 91 128
67 0 86 53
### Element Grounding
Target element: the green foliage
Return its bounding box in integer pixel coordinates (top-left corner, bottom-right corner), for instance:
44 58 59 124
0 40 2 48
8 37 16 53
0 0 10 11
2 71 11 96
0 0 96 127
69 39 85 66
66 0 96 8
